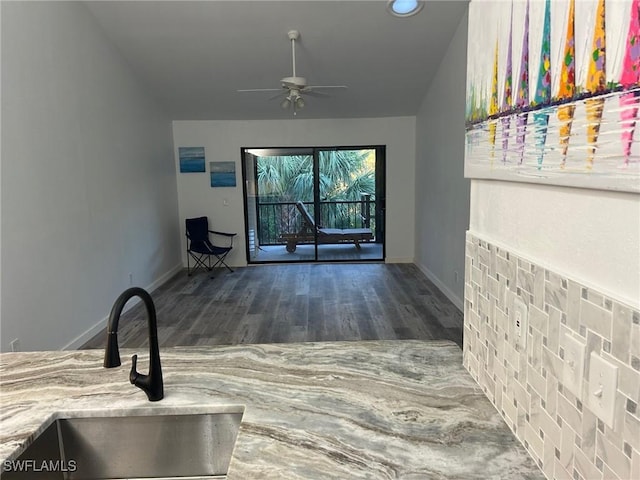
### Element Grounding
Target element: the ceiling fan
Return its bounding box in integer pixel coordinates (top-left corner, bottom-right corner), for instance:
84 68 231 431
237 30 348 115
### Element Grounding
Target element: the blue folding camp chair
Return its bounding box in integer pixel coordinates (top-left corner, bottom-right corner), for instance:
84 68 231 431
185 217 236 277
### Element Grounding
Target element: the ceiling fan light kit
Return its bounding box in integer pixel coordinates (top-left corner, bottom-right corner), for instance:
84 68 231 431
237 29 347 115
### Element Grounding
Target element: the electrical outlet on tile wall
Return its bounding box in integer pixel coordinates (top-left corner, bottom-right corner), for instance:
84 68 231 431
512 295 528 350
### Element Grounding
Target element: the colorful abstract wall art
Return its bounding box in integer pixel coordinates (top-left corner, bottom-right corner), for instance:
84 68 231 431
179 147 206 173
210 161 237 187
465 0 639 192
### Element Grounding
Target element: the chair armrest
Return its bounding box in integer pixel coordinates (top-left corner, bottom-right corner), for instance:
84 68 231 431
209 230 237 237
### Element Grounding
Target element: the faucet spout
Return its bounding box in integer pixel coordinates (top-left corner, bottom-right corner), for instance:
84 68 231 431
104 287 164 401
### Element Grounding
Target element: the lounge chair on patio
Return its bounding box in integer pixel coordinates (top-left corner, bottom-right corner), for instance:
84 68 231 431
280 201 373 253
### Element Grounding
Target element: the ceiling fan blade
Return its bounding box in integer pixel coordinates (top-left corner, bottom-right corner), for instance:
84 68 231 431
302 90 329 98
268 91 288 101
305 85 349 90
237 88 283 93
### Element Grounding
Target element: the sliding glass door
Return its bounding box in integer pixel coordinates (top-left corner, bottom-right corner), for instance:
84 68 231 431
242 146 385 263
316 148 384 261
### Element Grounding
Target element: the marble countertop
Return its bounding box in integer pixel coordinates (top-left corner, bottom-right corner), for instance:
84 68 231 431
0 340 543 479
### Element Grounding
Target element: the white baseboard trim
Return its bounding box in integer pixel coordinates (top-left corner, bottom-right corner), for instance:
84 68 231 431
385 257 414 264
62 263 184 351
415 262 464 311
63 319 106 352
147 263 184 293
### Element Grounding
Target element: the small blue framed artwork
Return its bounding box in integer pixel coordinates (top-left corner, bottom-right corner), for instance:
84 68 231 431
210 161 236 187
179 147 205 173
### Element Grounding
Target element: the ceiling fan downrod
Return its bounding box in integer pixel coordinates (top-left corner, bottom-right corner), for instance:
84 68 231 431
281 30 306 91
288 30 299 79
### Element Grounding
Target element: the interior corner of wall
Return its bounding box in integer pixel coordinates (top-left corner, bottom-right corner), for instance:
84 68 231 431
415 261 463 311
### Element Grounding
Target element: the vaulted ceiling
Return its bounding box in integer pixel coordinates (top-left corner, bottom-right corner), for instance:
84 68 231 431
86 1 468 120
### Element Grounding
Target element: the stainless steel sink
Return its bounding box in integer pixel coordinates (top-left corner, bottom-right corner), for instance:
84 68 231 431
2 407 244 480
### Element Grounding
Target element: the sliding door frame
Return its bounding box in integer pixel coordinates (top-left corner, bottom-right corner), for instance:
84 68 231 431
241 145 386 264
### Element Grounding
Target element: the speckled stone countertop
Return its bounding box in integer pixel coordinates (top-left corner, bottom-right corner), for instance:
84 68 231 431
0 340 544 479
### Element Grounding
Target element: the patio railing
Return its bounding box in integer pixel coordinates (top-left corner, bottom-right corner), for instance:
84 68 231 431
257 197 375 245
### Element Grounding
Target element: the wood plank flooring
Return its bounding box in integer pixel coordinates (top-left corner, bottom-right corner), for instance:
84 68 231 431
80 263 463 350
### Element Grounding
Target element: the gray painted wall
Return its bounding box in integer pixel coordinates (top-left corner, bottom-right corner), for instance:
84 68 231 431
414 9 470 309
1 2 181 351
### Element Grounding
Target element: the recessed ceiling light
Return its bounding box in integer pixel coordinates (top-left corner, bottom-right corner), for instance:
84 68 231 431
387 0 424 17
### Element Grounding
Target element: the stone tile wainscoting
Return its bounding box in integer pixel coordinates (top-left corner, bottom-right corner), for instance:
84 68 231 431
463 232 639 480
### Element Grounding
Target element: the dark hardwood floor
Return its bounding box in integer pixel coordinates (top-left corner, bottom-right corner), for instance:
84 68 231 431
80 263 463 350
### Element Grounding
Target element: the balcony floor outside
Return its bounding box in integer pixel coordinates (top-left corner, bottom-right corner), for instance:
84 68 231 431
249 243 383 263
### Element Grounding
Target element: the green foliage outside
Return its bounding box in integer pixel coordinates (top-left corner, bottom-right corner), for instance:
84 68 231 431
256 150 376 243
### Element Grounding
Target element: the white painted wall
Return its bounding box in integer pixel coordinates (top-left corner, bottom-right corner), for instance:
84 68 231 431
1 2 181 352
172 117 416 265
470 181 640 307
414 10 470 309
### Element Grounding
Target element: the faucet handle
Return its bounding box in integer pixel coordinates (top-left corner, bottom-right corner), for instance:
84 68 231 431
129 354 140 384
128 353 163 401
